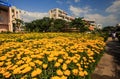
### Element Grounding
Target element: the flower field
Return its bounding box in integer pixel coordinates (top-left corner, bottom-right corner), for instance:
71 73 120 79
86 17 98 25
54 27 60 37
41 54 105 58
0 33 105 79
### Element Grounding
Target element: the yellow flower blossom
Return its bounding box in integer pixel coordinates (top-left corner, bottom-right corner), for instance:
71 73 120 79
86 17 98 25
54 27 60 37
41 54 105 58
29 62 35 67
31 68 42 77
16 60 24 65
72 69 78 75
0 56 7 61
84 70 88 76
51 76 60 79
19 64 29 70
21 66 32 74
73 59 78 63
42 64 48 69
13 68 21 74
56 69 63 76
61 76 67 79
0 62 4 66
34 60 43 65
65 60 71 64
48 57 53 62
54 62 60 67
62 63 67 70
58 59 63 63
3 72 11 78
79 71 84 77
11 65 18 70
64 70 70 76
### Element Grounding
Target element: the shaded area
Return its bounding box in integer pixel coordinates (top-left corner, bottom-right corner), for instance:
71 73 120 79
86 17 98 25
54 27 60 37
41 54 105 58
106 38 120 78
91 74 118 79
91 37 120 79
106 40 120 65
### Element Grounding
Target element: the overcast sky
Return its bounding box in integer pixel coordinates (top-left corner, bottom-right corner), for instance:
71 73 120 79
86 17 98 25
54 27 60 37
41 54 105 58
7 0 120 27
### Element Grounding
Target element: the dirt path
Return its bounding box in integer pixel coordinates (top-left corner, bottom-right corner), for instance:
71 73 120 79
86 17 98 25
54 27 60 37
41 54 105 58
91 37 120 79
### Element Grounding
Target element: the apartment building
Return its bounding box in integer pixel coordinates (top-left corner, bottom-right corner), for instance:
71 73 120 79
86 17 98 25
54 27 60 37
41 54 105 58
11 6 21 21
49 8 74 22
0 1 20 32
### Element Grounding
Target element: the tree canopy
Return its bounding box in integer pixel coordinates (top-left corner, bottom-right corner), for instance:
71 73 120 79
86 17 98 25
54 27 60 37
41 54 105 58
24 17 89 32
71 17 89 32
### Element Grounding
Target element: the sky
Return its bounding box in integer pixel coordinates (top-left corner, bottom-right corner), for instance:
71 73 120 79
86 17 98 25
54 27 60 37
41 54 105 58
6 0 120 27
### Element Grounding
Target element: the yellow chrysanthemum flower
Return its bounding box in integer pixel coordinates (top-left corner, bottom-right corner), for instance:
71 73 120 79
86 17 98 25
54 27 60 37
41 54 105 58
61 76 67 79
84 70 88 76
48 57 53 62
54 62 60 67
13 68 21 74
51 76 60 79
43 64 48 69
72 69 78 75
64 70 70 76
79 71 84 77
58 59 63 63
0 56 7 61
62 63 67 70
56 69 63 76
31 68 42 77
3 72 11 78
0 62 4 66
65 60 71 64
21 66 32 74
29 62 35 67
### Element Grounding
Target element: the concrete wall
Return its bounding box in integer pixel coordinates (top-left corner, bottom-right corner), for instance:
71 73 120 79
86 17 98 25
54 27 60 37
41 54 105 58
0 7 9 32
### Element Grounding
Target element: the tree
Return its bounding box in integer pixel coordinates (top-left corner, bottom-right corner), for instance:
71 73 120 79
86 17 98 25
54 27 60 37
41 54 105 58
102 26 115 32
48 18 55 32
25 22 33 32
116 24 120 32
41 17 51 32
13 18 24 32
24 17 68 32
25 17 52 32
71 17 88 32
53 19 66 32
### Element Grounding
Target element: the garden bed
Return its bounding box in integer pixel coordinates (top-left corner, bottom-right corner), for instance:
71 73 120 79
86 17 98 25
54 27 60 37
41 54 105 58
0 33 105 79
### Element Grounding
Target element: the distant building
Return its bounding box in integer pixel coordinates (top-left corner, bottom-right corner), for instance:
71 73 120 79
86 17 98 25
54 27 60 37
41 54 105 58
11 6 21 21
0 1 20 32
83 18 103 30
49 8 74 22
116 23 120 27
96 24 102 29
82 18 96 31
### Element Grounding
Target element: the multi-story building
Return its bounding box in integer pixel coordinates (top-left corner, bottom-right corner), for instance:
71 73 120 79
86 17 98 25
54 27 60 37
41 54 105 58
82 18 96 31
49 8 74 22
11 6 21 21
83 18 103 30
0 1 20 32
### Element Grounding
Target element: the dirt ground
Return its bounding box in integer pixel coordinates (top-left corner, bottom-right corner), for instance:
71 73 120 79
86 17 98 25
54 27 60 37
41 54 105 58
91 37 120 79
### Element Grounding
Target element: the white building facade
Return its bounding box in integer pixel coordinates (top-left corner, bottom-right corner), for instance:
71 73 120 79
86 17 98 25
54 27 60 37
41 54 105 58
49 8 74 22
